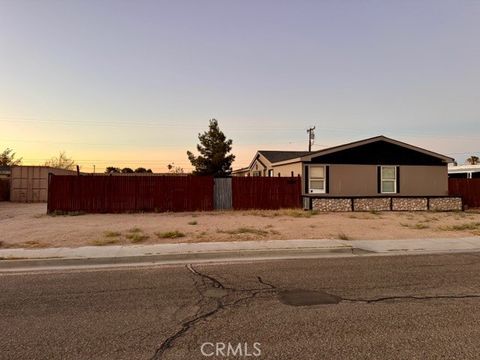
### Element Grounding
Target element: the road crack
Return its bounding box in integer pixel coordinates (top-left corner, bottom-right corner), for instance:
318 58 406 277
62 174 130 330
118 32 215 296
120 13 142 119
150 264 277 359
341 293 480 304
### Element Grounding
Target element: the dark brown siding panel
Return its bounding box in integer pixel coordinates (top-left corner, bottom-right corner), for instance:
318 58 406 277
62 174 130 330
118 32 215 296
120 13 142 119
304 166 309 194
396 166 400 194
377 166 381 194
310 141 445 165
325 166 330 194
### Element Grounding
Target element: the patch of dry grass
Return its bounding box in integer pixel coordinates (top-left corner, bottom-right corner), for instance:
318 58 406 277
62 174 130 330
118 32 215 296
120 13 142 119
281 209 320 218
91 238 120 246
155 230 185 239
20 240 49 248
440 222 480 231
126 227 149 243
126 233 150 243
400 222 430 230
218 227 269 236
104 231 121 238
337 232 350 240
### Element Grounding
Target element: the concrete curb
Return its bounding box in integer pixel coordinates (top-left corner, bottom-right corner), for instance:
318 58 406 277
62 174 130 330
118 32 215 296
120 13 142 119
0 246 353 271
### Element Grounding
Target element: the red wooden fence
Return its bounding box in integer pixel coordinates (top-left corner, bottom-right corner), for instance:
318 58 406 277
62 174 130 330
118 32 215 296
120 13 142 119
232 176 302 210
449 178 480 208
47 175 214 213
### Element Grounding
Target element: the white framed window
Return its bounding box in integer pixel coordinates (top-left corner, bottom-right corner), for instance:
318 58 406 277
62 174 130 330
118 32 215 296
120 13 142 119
309 165 326 194
381 166 397 193
268 169 273 177
252 171 261 177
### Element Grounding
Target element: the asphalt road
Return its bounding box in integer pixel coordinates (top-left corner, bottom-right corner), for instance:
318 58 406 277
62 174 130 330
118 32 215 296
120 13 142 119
2 253 480 359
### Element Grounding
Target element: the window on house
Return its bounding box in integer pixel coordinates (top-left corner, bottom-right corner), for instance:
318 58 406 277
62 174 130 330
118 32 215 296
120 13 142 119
252 171 261 177
268 169 273 177
381 166 397 193
309 166 325 194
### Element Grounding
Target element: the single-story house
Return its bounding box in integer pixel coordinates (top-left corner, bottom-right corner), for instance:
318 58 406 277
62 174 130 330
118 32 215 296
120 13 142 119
448 164 480 179
235 135 462 211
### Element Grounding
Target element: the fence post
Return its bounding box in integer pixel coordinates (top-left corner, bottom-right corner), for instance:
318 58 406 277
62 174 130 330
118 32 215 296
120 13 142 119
47 173 52 214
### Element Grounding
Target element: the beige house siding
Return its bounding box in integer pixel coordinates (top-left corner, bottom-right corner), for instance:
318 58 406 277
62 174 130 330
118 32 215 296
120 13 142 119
400 165 448 196
304 164 448 196
10 166 77 203
246 154 272 176
328 165 377 196
272 162 303 177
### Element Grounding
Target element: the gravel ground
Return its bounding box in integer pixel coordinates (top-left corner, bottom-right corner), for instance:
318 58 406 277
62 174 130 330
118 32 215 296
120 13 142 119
1 202 479 248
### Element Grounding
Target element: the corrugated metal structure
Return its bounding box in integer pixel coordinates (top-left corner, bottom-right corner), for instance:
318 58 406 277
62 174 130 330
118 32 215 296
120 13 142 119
47 175 214 213
232 176 302 210
449 178 480 208
10 166 78 203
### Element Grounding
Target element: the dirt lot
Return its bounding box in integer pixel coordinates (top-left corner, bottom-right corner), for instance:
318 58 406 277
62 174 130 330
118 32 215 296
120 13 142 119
0 203 479 249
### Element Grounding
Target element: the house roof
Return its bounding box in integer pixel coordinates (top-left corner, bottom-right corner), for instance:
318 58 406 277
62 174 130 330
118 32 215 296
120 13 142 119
232 167 249 174
272 135 454 165
258 150 312 164
245 150 311 171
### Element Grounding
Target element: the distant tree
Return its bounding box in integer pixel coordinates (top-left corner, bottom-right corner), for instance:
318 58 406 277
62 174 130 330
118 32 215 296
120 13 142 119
121 167 134 173
0 148 22 166
105 166 121 174
187 119 235 176
44 151 75 170
134 167 152 173
466 156 479 165
167 163 184 174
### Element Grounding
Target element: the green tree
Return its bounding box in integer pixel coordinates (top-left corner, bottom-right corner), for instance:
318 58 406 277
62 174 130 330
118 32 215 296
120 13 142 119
467 156 479 165
134 167 152 173
187 119 235 176
121 167 134 173
0 148 22 166
167 163 184 174
44 151 76 170
105 166 121 174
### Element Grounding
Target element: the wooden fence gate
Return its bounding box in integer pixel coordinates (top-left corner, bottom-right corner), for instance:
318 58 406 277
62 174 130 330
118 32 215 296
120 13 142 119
214 178 232 210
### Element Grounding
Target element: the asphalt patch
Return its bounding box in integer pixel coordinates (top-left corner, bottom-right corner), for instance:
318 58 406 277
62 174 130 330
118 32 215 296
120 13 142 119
278 289 341 306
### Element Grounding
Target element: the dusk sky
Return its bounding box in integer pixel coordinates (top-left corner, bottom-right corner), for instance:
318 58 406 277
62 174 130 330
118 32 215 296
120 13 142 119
1 0 479 172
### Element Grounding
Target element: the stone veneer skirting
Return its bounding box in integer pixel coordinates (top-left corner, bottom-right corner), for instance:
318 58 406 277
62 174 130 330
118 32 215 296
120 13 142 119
309 196 462 212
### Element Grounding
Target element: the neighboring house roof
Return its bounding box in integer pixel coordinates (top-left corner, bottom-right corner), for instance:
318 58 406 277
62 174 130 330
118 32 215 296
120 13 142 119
257 151 312 164
231 167 249 174
274 135 454 165
448 164 480 173
246 150 312 170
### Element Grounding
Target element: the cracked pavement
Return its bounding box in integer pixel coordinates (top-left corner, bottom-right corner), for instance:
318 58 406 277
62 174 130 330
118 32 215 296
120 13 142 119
2 253 480 359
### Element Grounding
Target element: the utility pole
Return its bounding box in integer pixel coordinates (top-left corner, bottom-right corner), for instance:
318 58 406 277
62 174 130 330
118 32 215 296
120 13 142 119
307 126 315 152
